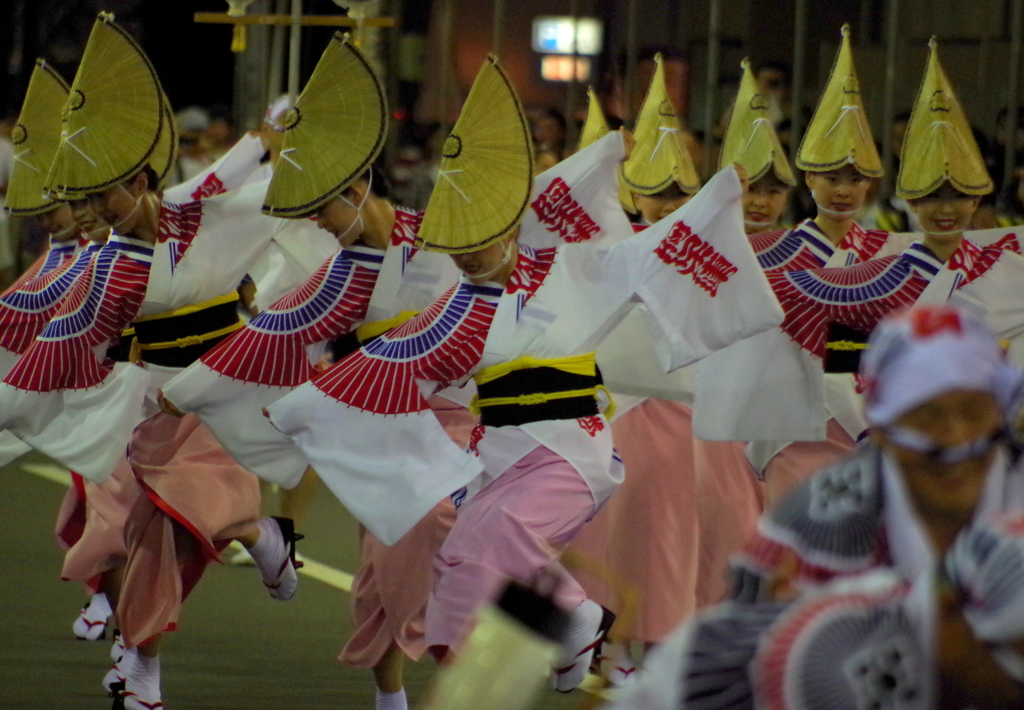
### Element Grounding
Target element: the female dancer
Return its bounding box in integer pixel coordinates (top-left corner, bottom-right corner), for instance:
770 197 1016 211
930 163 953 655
266 54 783 692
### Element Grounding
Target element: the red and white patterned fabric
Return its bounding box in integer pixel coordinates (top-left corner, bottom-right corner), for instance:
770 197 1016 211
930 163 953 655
268 166 783 544
4 238 151 392
203 246 383 387
163 133 633 490
0 235 154 482
160 210 432 488
0 241 99 358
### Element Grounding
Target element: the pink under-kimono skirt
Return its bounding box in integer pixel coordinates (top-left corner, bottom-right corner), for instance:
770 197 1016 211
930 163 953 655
567 398 699 644
691 438 763 607
55 456 143 592
424 444 594 653
118 412 261 648
761 418 855 510
339 397 476 668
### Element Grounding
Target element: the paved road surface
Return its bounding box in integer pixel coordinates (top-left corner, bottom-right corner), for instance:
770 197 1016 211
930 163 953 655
0 453 587 710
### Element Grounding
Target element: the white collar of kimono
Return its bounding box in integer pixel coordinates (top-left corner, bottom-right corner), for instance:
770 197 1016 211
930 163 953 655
881 446 1008 585
881 446 1008 684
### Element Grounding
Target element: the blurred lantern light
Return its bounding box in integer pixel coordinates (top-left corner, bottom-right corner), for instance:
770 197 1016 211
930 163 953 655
540 55 592 83
532 17 603 56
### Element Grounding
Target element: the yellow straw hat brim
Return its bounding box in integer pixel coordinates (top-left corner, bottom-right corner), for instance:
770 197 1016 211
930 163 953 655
6 60 69 216
45 13 166 199
720 59 796 186
896 38 992 199
263 33 388 218
417 55 534 254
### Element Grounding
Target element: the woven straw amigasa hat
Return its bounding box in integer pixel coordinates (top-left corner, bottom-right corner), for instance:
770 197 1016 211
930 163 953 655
45 13 170 199
263 33 388 218
416 55 534 254
618 53 701 214
796 24 883 177
6 60 69 216
896 38 992 199
719 59 796 186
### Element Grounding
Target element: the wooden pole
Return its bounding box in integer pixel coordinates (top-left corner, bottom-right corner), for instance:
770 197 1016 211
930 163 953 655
703 0 722 177
624 0 639 125
194 13 397 27
880 0 901 198
287 0 302 101
564 0 581 152
385 0 403 169
788 0 807 164
493 0 506 54
439 0 455 135
1003 0 1024 206
266 0 288 102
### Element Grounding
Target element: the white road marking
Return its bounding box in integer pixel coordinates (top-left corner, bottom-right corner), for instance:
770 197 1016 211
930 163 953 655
21 462 354 593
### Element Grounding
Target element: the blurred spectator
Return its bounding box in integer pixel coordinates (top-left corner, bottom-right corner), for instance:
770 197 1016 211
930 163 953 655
992 105 1024 196
205 103 236 161
889 110 911 173
528 106 567 172
171 105 213 185
755 60 792 127
389 123 444 211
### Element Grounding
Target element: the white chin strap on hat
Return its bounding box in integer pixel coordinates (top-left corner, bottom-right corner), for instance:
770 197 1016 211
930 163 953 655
466 237 516 281
111 185 144 232
883 425 1003 464
332 170 373 243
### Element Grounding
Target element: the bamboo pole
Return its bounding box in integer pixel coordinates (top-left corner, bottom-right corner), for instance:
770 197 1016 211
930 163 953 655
493 0 506 54
623 0 639 125
564 0 581 152
880 0 901 198
194 13 397 27
703 0 722 177
1002 0 1024 206
287 0 302 101
788 0 807 164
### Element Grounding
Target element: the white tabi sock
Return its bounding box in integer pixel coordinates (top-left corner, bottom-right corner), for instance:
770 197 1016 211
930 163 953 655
552 599 604 692
102 646 134 691
74 592 112 640
375 688 407 710
123 652 161 710
248 518 298 601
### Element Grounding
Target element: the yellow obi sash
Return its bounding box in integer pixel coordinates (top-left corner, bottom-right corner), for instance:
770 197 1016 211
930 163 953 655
471 352 615 425
131 292 242 367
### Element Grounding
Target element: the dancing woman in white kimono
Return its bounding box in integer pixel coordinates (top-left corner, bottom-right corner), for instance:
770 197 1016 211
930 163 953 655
266 54 784 690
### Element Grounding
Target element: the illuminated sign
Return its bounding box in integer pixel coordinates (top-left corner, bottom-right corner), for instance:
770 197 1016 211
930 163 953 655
532 17 603 56
540 55 592 82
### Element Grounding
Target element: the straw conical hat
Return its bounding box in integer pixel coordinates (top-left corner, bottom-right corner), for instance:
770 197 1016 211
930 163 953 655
45 13 166 199
896 38 992 199
263 33 388 218
618 54 700 212
720 59 796 186
577 87 610 152
417 55 533 253
6 60 69 216
796 25 883 177
150 94 179 190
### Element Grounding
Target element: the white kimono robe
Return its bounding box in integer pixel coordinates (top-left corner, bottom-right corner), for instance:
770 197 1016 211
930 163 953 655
161 132 633 488
268 166 784 544
693 229 1024 473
